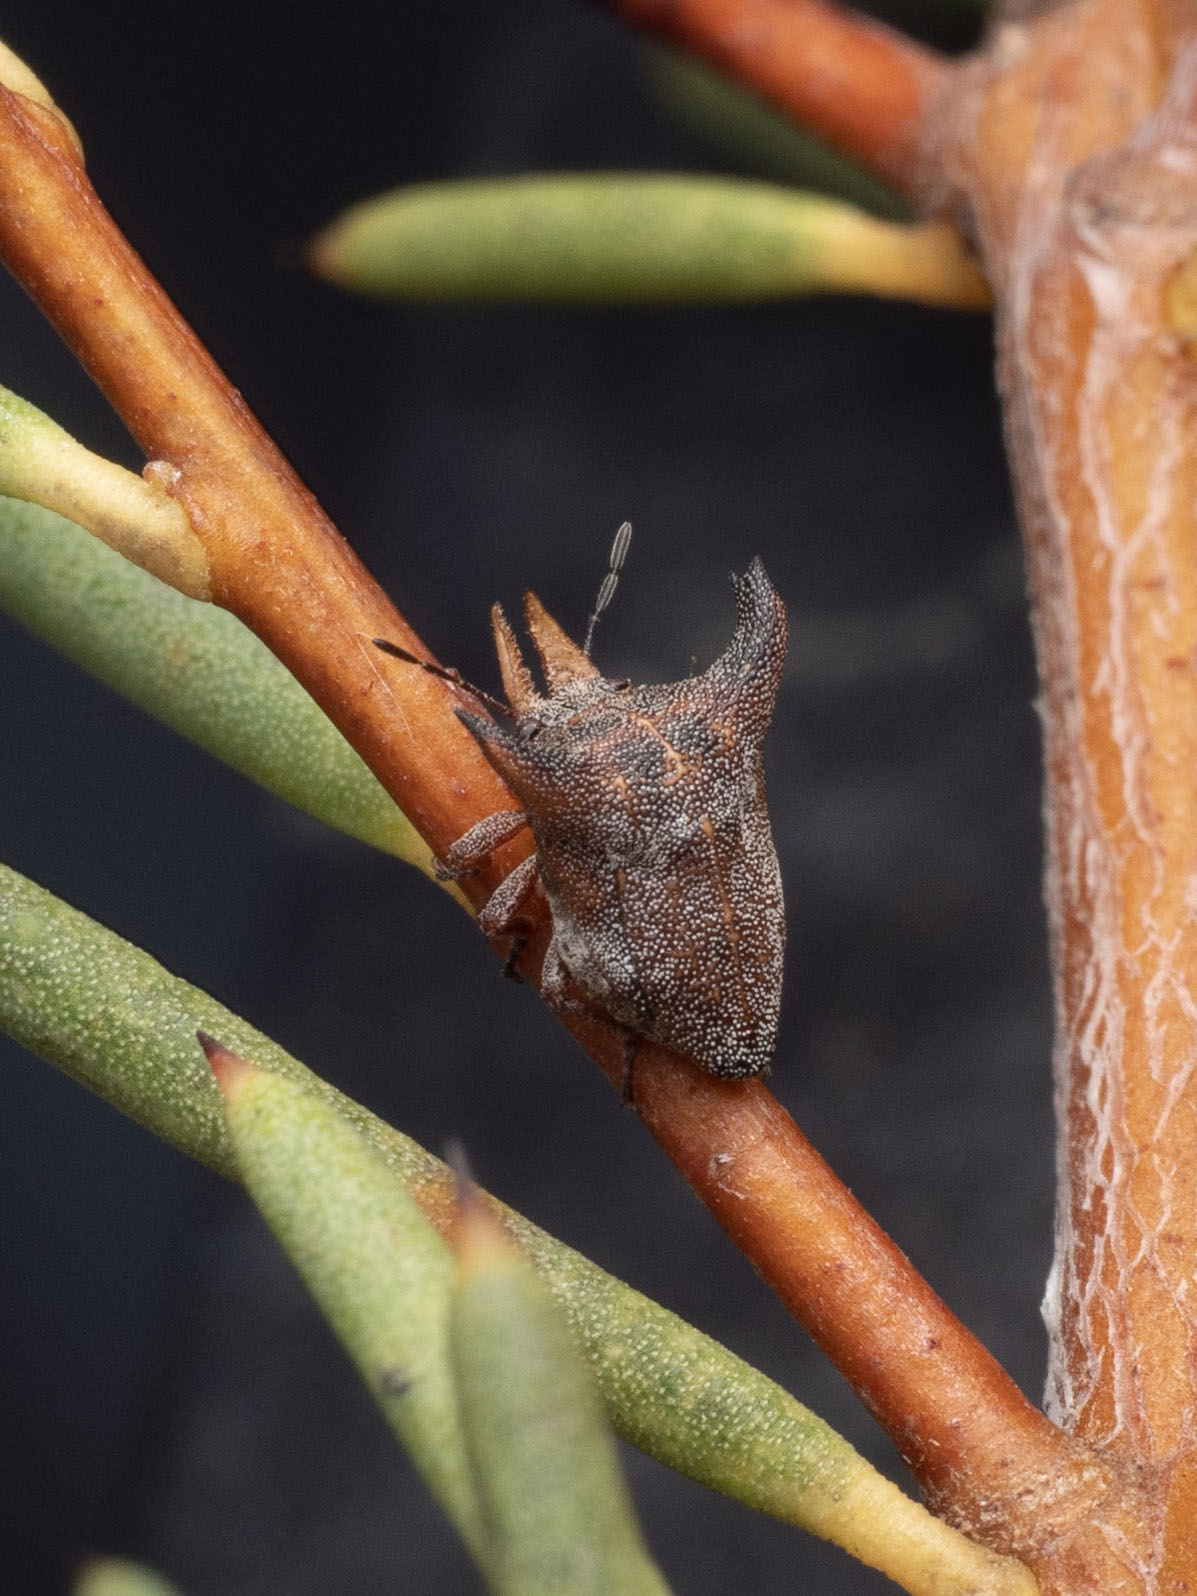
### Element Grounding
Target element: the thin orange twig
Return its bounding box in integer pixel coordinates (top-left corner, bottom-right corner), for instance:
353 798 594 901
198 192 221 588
602 0 951 201
566 1013 1120 1559
0 84 517 876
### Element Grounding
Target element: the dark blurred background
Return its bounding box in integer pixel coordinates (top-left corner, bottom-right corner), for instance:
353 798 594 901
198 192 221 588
0 3 1054 1593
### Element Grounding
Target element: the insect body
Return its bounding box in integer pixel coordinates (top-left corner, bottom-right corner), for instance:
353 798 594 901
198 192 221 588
446 557 788 1080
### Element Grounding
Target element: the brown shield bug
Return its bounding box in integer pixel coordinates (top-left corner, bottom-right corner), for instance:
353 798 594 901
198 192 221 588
406 543 789 1085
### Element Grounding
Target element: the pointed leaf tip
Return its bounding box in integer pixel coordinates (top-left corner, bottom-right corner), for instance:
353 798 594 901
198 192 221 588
198 1030 257 1096
444 1135 473 1190
457 1208 513 1275
447 1139 516 1273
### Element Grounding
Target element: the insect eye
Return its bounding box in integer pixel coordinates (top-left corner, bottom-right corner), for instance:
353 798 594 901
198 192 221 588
516 716 543 742
609 677 631 691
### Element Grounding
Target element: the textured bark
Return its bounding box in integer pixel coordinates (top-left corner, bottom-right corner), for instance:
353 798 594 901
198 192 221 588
934 0 1197 1585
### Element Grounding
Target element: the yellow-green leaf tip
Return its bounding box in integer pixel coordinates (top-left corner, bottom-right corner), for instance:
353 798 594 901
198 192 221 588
72 1557 185 1596
445 1139 515 1277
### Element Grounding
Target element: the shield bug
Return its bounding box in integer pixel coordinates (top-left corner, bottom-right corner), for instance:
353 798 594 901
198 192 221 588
409 545 789 1085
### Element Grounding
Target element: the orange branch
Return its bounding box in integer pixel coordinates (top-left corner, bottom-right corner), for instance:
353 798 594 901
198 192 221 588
0 59 1113 1566
0 84 516 878
562 1013 1124 1564
603 0 950 200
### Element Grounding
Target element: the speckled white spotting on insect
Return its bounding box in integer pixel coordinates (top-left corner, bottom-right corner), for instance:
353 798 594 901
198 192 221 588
445 559 788 1080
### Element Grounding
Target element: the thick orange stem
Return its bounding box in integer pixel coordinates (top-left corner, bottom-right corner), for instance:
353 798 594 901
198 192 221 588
935 0 1197 1586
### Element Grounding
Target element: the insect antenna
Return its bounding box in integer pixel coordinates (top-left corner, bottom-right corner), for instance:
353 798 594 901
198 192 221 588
370 636 512 718
582 520 633 657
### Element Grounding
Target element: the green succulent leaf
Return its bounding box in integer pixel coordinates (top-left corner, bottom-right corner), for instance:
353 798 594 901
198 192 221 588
0 383 208 597
452 1197 672 1595
0 497 432 870
0 861 1035 1596
212 1052 486 1560
311 174 989 310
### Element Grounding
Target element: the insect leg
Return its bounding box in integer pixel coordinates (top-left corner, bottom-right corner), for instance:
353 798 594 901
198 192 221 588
437 807 529 880
477 852 540 940
620 1034 640 1108
540 942 643 1102
480 853 540 983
